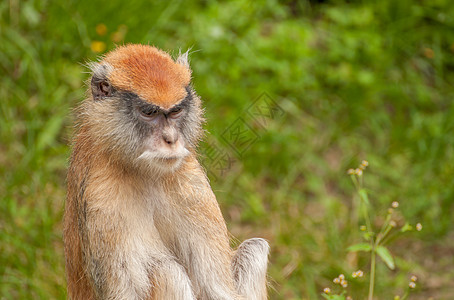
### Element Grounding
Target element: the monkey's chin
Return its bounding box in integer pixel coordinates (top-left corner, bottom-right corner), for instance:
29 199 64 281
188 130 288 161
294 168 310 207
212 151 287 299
136 148 189 173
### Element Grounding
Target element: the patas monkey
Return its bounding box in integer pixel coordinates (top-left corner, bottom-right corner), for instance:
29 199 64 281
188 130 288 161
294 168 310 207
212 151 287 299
63 44 269 300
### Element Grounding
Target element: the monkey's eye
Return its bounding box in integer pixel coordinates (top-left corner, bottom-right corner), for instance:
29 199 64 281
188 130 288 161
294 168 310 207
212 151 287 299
140 106 159 118
168 107 183 119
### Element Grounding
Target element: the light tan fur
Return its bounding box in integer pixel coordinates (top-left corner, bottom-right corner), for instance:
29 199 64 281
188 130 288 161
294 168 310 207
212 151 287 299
64 44 269 300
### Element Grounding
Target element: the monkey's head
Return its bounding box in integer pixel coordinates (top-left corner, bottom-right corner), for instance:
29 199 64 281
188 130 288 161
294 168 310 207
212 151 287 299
81 44 203 173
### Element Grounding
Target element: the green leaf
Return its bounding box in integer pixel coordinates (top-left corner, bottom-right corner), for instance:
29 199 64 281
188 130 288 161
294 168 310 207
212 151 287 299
347 243 372 252
321 292 346 300
362 232 373 241
358 189 370 205
376 245 395 270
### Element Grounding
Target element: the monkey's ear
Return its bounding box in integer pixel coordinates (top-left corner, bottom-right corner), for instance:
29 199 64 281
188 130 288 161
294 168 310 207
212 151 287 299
88 62 114 100
91 76 113 100
176 49 190 69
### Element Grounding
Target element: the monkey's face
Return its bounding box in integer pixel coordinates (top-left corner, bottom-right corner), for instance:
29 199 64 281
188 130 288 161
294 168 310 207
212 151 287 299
83 45 203 173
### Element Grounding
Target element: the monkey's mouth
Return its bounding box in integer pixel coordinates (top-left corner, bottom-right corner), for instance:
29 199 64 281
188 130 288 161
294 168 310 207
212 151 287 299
160 156 179 162
137 148 189 163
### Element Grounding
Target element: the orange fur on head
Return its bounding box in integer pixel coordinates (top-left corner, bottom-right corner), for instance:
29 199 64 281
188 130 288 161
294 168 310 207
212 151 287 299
103 44 191 109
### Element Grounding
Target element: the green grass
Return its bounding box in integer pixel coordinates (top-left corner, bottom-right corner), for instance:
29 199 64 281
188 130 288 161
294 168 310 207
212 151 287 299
1 0 454 299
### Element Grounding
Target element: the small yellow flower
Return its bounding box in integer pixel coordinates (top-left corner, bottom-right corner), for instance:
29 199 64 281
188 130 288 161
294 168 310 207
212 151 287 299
361 160 369 167
416 223 422 231
352 270 363 278
410 275 417 282
338 274 345 280
409 282 416 289
333 277 340 284
346 296 353 300
394 296 401 300
390 220 397 227
323 287 331 294
391 201 399 208
347 168 355 175
91 41 106 53
341 280 348 288
360 225 367 231
355 168 363 176
96 23 107 36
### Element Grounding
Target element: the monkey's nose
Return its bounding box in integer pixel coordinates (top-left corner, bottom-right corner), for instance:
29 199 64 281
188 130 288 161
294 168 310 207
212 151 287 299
162 128 179 145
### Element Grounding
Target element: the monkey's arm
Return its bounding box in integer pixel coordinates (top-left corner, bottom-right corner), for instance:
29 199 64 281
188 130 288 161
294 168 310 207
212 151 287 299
166 200 239 299
160 165 268 300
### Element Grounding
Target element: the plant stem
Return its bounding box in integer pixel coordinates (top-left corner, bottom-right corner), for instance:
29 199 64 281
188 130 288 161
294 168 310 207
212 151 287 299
362 202 372 233
368 246 376 300
376 222 393 245
401 289 410 300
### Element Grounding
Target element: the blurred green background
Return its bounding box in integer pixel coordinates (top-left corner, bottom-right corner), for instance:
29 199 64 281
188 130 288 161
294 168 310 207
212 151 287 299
1 0 453 299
